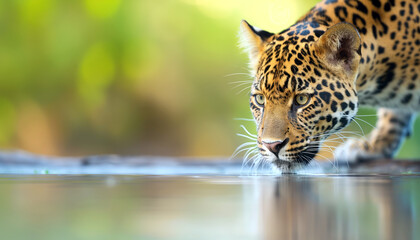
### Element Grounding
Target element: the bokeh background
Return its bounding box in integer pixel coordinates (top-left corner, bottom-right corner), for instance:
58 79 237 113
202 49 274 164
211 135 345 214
1 0 420 159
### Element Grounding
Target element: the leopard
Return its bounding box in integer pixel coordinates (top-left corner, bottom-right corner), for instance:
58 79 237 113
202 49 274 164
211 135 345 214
239 0 420 172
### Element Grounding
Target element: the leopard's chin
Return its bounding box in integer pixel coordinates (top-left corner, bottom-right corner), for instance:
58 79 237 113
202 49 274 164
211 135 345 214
272 160 305 173
271 143 321 172
272 159 291 168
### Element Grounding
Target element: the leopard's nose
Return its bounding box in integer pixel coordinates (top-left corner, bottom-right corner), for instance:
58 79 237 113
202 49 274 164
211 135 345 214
262 138 289 156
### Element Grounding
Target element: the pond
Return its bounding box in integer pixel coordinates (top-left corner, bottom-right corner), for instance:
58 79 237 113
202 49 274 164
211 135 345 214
0 172 419 240
0 152 419 239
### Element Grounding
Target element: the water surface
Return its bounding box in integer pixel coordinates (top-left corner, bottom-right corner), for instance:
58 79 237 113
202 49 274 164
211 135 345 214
0 174 419 240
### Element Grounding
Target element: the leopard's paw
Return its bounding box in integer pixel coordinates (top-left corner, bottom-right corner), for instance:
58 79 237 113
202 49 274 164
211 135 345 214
333 138 382 164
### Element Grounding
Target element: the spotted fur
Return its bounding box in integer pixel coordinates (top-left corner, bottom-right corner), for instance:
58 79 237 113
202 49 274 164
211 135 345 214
240 0 420 171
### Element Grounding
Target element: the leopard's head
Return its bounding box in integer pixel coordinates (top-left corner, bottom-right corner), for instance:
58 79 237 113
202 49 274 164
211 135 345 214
239 20 361 171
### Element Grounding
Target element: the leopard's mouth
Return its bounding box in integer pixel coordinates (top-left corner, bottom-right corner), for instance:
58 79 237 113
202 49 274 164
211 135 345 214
272 160 303 173
273 159 291 167
271 142 321 171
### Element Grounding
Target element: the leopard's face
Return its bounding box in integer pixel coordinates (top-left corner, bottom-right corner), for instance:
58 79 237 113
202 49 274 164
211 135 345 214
241 21 361 171
250 45 358 169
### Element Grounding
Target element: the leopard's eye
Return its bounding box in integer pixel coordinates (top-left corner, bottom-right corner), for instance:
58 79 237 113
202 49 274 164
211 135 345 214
294 94 309 106
254 94 265 106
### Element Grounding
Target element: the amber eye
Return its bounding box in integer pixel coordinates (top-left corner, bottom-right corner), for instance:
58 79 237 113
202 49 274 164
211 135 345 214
254 94 265 106
294 94 309 106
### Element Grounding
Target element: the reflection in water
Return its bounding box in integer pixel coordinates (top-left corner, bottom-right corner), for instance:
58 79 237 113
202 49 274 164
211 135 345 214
254 175 419 240
0 174 418 239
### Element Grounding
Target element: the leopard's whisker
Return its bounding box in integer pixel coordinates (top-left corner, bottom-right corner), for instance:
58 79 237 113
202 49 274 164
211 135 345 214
227 79 252 85
309 151 338 171
341 114 377 117
249 154 263 174
224 72 252 78
236 85 252 95
237 133 256 141
241 150 258 167
233 118 254 122
231 142 257 159
242 150 260 172
240 125 257 138
229 81 253 88
253 157 264 174
353 117 377 130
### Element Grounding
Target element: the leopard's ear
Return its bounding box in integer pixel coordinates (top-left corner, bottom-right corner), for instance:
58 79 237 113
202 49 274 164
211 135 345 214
314 22 361 78
239 20 274 71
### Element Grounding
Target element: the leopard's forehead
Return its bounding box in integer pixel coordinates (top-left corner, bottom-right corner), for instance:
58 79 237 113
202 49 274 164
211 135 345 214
254 26 326 100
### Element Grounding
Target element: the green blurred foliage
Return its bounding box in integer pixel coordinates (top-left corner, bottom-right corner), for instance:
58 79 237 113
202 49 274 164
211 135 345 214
0 0 419 158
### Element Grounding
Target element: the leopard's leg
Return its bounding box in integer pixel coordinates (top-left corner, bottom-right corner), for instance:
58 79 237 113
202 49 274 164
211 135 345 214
334 108 415 162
